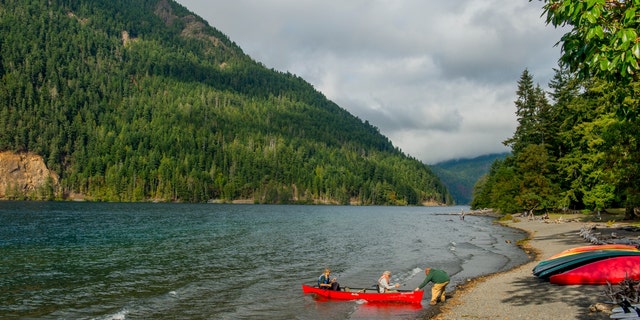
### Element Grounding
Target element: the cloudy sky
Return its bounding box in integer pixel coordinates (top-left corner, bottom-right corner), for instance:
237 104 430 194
174 0 566 164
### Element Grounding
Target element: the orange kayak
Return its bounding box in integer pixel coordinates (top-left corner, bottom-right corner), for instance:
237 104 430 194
544 244 639 261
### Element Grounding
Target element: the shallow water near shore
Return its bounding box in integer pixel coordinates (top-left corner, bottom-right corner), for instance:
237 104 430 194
0 202 529 319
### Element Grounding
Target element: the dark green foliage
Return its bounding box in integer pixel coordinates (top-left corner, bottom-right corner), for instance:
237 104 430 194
471 157 522 213
432 153 508 205
476 70 562 214
540 0 640 84
473 66 640 219
473 1 640 217
0 0 450 204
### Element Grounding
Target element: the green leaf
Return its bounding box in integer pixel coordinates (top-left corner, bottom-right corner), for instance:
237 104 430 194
624 8 636 23
626 29 637 43
633 43 640 59
599 57 610 71
594 26 604 39
621 30 630 43
627 52 639 69
583 12 597 24
617 30 635 50
633 60 640 70
610 55 620 71
590 53 600 67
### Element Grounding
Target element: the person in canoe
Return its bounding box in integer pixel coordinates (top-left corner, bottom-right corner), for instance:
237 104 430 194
415 267 450 305
318 268 340 290
377 270 400 293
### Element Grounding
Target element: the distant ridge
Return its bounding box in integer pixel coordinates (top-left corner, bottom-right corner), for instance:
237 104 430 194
431 153 509 204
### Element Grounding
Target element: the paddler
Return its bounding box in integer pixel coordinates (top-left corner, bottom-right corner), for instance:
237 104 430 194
318 268 340 290
377 270 400 293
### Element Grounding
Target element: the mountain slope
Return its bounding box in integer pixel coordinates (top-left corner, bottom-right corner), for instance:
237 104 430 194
0 0 451 205
431 153 508 205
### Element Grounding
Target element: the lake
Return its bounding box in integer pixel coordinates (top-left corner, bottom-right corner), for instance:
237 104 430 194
0 202 529 319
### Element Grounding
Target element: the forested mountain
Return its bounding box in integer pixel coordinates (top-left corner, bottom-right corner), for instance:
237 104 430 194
0 0 451 204
432 153 508 205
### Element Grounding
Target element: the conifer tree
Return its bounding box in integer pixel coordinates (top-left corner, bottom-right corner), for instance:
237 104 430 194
503 70 551 155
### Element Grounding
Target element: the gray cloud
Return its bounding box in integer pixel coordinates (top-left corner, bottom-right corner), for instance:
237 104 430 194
176 0 566 164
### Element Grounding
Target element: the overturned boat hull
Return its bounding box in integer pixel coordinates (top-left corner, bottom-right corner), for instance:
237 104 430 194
549 256 640 285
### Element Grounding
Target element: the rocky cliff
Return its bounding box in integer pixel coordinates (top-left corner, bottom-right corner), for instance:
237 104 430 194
0 151 59 200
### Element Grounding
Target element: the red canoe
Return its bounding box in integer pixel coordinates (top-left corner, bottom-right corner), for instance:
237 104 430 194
301 284 424 304
545 244 639 261
549 256 640 285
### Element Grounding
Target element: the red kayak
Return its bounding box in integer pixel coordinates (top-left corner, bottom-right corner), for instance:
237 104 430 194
301 284 423 304
545 244 639 261
549 256 640 285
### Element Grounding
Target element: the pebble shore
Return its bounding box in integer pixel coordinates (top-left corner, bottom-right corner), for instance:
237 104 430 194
423 216 639 320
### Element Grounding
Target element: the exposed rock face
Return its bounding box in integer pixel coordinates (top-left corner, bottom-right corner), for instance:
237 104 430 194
0 151 59 199
153 0 228 50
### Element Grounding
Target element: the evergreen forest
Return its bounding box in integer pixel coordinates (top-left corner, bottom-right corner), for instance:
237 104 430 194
471 68 640 219
472 1 640 220
0 0 451 205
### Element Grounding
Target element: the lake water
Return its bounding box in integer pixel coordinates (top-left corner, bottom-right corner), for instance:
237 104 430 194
0 202 529 319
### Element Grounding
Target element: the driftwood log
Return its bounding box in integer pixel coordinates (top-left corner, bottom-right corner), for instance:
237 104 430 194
604 277 640 304
579 224 640 246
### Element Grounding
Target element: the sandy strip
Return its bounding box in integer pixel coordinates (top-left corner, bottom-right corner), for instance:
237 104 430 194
430 218 614 320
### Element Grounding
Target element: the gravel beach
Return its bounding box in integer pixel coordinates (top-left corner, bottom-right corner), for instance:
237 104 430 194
429 217 632 320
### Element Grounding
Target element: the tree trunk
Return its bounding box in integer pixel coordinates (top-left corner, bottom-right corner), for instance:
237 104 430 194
624 206 636 220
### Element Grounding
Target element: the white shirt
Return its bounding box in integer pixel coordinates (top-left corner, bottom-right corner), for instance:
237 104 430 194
378 275 394 293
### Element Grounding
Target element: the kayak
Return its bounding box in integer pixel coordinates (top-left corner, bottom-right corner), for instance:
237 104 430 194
549 256 640 285
301 284 424 304
533 250 640 279
543 244 639 261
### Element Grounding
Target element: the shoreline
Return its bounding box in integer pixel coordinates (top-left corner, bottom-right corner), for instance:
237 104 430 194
421 216 633 320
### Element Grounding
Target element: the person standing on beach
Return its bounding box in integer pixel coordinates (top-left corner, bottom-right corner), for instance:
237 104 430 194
415 267 450 305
